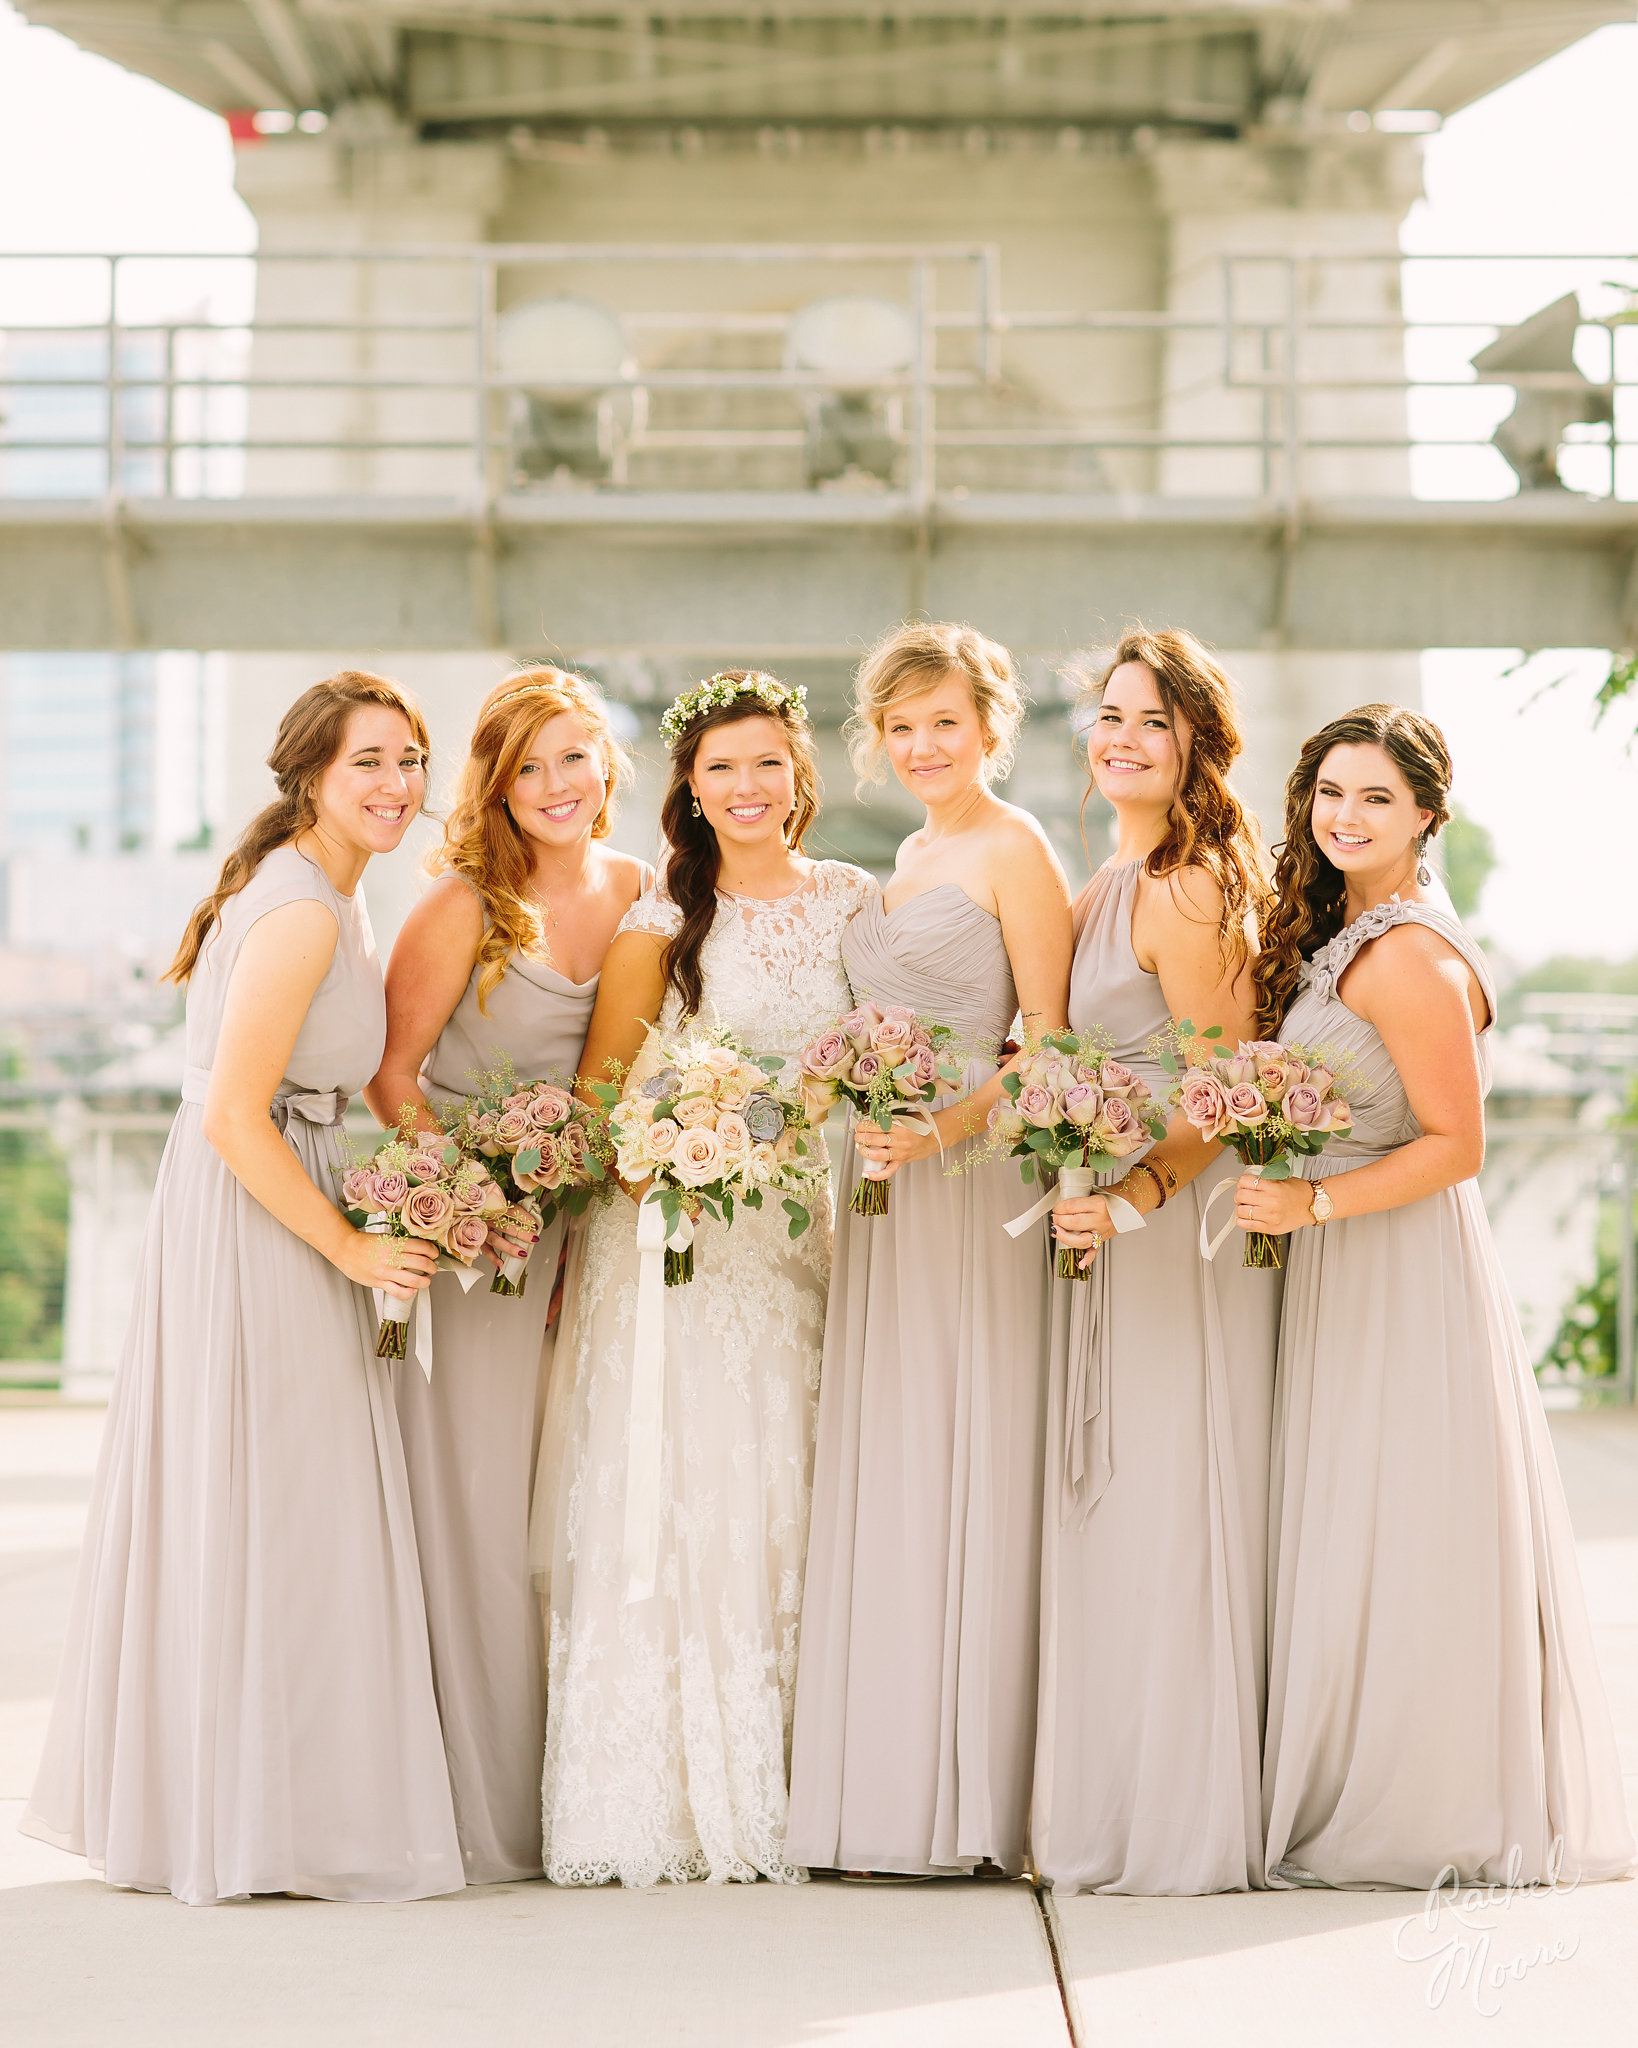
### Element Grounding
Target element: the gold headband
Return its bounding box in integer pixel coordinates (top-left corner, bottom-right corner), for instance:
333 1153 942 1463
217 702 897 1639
488 675 585 714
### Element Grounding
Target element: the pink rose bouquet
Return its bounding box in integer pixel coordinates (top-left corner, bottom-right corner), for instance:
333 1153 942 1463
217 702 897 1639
798 999 963 1218
340 1131 508 1359
988 1029 1166 1279
446 1069 614 1296
1159 1023 1355 1269
594 1025 826 1286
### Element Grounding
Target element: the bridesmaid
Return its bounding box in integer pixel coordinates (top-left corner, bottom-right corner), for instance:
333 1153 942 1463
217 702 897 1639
1241 703 1634 1888
786 620 1073 1880
22 670 463 1905
1035 627 1279 1896
364 667 648 1885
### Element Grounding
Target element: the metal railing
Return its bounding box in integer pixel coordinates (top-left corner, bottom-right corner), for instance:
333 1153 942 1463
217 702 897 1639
2 244 1634 512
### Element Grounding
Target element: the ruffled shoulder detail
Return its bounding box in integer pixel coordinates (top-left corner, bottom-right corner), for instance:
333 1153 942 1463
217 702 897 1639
1302 894 1420 1003
616 884 682 941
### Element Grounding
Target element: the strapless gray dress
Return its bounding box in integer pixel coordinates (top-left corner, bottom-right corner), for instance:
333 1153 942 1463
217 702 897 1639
399 928 599 1885
22 846 462 1904
786 883 1050 1877
1031 859 1281 1896
1263 897 1633 1887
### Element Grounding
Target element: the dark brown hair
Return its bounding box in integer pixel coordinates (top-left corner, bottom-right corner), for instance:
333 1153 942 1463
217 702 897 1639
430 667 632 1013
1253 701 1453 1034
658 675 820 1020
165 669 429 983
1083 626 1267 973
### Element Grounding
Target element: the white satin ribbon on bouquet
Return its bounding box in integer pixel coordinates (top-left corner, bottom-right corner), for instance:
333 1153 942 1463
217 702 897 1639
856 1102 943 1185
623 1190 696 1605
367 1217 483 1380
1199 1160 1261 1261
1002 1163 1146 1241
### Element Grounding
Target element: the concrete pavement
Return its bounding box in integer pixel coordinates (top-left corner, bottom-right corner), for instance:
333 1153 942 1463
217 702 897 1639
2 1398 1635 2047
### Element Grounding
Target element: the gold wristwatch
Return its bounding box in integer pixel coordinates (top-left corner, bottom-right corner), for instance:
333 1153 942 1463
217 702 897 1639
1309 1180 1333 1224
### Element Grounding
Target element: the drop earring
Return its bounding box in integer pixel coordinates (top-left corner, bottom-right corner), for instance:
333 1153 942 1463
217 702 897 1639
691 797 702 819
1416 832 1432 887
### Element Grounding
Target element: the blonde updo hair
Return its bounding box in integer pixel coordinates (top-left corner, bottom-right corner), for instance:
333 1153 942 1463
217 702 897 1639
429 666 633 1013
846 620 1024 790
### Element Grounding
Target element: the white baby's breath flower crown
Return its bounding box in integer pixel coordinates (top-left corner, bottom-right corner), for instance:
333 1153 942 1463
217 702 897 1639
659 672 808 750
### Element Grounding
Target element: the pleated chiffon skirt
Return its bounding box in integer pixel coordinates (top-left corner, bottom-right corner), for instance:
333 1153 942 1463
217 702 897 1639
21 1108 464 1905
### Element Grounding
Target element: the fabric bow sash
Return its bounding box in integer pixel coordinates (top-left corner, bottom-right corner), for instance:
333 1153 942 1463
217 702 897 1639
1198 1161 1260 1262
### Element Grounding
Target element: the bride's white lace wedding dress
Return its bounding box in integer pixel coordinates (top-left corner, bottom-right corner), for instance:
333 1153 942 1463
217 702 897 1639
541 860 876 1887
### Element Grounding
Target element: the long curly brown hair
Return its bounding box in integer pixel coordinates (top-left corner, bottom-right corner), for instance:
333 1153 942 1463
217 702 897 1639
1083 626 1267 973
659 675 821 1021
428 667 633 1014
165 669 428 983
1253 702 1454 1034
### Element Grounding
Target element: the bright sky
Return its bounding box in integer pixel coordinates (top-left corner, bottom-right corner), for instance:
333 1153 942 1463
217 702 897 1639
0 3 1634 963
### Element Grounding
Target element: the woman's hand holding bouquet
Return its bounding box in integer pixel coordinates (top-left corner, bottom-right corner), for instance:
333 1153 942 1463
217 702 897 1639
340 1131 509 1359
799 1000 962 1218
450 1071 613 1295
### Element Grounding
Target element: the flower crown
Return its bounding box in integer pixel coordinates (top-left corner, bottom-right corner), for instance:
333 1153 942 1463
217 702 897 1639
659 672 808 750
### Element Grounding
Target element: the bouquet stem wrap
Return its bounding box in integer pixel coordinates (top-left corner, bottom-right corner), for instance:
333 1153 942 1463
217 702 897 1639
368 1224 484 1377
1199 1161 1282 1269
1003 1164 1147 1278
623 1191 696 1605
848 1104 941 1218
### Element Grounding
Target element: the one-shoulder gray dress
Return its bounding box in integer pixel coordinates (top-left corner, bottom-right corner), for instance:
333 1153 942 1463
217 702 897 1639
21 846 463 1905
1030 859 1281 1895
397 913 601 1885
1263 896 1633 1887
786 883 1050 1877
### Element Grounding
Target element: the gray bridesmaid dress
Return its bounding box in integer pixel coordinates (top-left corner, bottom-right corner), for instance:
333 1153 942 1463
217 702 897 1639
786 884 1050 1877
1031 859 1281 1896
1263 896 1634 1888
397 908 601 1884
21 846 463 1905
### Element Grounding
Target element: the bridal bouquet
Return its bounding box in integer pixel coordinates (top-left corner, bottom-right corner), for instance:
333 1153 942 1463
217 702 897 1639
341 1132 508 1358
597 1026 827 1285
799 1000 964 1218
1160 1025 1354 1269
990 1030 1167 1278
447 1070 612 1296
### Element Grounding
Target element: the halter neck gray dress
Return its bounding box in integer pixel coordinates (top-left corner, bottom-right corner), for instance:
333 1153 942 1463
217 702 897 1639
1031 859 1281 1895
396 894 605 1885
786 883 1050 1877
21 846 462 1904
1263 896 1633 1887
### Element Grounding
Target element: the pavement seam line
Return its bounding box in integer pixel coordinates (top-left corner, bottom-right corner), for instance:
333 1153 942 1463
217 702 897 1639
1033 1883 1082 2047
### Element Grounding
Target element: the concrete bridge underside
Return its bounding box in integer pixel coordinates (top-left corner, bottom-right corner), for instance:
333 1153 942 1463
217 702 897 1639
6 494 1634 655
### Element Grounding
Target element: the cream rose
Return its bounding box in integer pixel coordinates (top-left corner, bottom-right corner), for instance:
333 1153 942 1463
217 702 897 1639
672 1126 724 1188
715 1111 752 1159
644 1117 682 1160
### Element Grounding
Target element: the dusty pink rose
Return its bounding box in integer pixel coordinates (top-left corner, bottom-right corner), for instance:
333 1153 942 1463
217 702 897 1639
478 1178 509 1214
1179 1069 1233 1140
1224 1053 1258 1088
852 1050 886 1087
1016 1081 1059 1129
1307 1065 1337 1097
1100 1095 1137 1139
716 1111 752 1159
515 1134 565 1192
451 1175 492 1212
1062 1081 1103 1127
405 1148 446 1184
1282 1083 1324 1131
839 1002 881 1043
502 1091 533 1114
559 1119 591 1177
800 1076 840 1124
801 1029 853 1081
1225 1081 1268 1126
674 1091 719 1128
672 1126 724 1188
446 1212 490 1263
526 1086 573 1131
373 1169 410 1210
1243 1040 1285 1063
494 1108 532 1148
870 1014 917 1056
1099 1058 1141 1100
402 1183 455 1240
897 1044 938 1093
340 1167 374 1208
1254 1057 1293 1100
1324 1097 1354 1132
644 1117 682 1160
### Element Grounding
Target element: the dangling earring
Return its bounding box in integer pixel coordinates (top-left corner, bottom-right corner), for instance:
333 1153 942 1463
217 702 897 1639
1416 832 1432 887
691 797 702 820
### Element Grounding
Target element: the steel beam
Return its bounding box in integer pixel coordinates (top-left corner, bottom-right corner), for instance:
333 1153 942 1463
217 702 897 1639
1 493 1632 655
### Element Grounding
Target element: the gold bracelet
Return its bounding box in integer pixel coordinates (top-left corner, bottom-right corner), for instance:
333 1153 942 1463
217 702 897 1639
1123 1160 1168 1211
1149 1154 1179 1199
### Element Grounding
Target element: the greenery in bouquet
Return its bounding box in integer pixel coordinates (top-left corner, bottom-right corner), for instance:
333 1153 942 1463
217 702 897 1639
798 999 964 1218
591 1026 827 1285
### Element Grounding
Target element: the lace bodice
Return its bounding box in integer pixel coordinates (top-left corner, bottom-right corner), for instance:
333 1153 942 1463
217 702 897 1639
618 861 877 1060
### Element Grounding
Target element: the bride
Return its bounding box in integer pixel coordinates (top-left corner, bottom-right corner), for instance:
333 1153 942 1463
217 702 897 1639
540 671 875 1887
